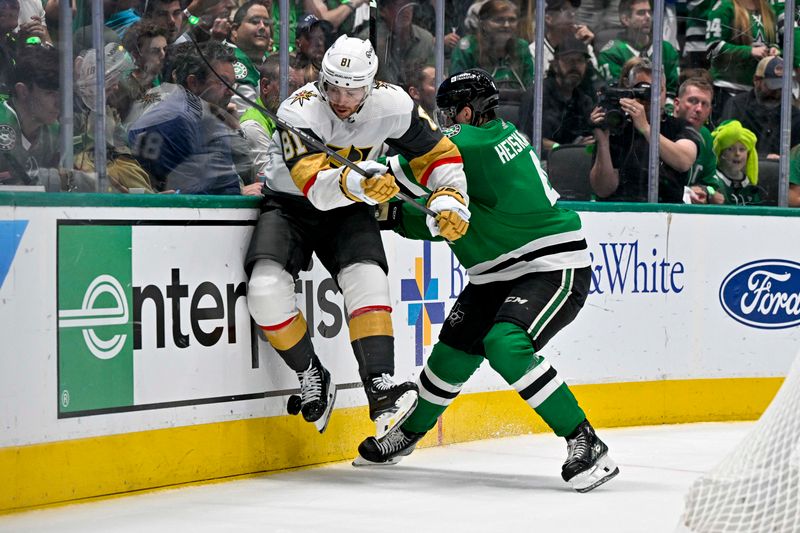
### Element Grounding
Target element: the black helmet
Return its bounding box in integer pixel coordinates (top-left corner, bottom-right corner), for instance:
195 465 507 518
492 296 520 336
435 68 499 126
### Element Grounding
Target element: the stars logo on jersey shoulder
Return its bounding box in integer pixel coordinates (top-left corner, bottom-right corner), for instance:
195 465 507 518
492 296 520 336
233 61 248 81
442 124 461 138
0 125 16 151
290 90 317 106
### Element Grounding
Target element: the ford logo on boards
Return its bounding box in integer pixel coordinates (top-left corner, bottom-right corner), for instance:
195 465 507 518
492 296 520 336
719 260 800 329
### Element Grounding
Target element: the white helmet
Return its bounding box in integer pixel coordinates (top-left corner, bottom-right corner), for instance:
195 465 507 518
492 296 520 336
319 34 378 101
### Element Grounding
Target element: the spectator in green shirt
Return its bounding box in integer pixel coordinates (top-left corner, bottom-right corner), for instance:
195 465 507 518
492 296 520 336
450 0 533 106
673 76 724 204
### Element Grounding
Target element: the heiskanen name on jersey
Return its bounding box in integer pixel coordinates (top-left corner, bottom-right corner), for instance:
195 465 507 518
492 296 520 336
388 117 590 286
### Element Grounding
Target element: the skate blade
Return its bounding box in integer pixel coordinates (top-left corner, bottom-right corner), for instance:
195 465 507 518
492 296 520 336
351 454 403 467
374 390 419 439
569 454 620 493
313 385 338 434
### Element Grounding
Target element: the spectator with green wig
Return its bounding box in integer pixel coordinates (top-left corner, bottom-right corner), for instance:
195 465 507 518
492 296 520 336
710 119 762 205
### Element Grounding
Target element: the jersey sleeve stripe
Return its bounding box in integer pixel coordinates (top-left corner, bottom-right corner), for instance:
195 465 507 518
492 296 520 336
418 156 464 187
410 137 463 187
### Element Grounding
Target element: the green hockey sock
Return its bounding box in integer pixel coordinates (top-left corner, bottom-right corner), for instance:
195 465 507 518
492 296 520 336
484 321 585 438
402 342 483 435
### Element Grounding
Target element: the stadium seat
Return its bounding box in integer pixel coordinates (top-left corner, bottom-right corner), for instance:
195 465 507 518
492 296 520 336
757 158 780 206
546 144 594 201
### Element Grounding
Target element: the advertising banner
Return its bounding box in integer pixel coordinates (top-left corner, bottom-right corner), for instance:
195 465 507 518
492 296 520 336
1 204 799 448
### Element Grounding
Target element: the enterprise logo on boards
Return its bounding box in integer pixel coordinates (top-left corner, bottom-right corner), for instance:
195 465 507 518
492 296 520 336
58 274 130 360
56 220 255 418
719 260 800 329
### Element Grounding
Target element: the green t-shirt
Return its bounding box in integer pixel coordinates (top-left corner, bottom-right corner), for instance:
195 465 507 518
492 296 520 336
706 0 779 88
271 2 300 53
326 0 360 34
597 38 681 94
390 119 588 283
790 144 800 186
450 35 534 90
0 100 60 185
688 125 717 187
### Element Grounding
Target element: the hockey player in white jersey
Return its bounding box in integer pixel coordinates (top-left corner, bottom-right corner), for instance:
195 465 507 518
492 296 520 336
244 35 470 437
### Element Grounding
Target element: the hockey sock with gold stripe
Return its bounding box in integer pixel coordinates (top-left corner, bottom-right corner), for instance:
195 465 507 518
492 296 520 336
349 306 395 381
261 313 315 372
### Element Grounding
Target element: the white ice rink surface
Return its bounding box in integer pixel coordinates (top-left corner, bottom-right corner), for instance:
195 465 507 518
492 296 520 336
0 422 752 533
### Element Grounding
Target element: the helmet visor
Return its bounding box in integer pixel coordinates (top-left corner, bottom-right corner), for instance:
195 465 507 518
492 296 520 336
435 106 458 128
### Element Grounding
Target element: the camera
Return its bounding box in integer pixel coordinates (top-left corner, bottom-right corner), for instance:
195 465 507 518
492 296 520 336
597 84 652 132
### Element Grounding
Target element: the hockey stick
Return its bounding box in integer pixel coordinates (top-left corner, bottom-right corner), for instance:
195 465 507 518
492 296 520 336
186 33 435 217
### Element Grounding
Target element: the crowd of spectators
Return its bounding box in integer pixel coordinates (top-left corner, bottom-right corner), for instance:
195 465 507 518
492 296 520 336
0 0 798 205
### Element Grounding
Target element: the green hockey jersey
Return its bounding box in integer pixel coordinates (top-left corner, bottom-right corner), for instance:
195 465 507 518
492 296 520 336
597 38 681 94
0 100 59 185
689 125 717 186
233 46 265 89
450 35 534 90
389 119 590 285
706 0 779 89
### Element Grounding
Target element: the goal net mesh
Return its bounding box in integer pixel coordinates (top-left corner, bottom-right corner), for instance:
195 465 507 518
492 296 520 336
680 353 800 532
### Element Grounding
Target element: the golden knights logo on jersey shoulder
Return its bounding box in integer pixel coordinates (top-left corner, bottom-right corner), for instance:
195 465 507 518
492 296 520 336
290 90 317 106
325 145 374 167
373 81 396 91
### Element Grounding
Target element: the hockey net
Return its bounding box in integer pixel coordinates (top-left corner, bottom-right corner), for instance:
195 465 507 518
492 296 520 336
679 350 800 532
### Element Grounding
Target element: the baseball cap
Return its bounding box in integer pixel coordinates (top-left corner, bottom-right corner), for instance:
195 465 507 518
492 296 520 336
297 13 322 35
554 36 590 58
755 56 788 90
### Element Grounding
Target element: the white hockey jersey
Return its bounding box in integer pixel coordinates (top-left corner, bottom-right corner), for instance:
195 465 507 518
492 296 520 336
264 80 466 210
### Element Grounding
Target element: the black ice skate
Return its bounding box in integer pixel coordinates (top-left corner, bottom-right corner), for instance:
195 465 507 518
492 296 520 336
365 373 419 439
561 420 619 492
352 425 425 466
287 360 336 434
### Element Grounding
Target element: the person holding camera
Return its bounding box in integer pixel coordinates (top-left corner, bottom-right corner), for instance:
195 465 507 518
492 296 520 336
589 57 702 203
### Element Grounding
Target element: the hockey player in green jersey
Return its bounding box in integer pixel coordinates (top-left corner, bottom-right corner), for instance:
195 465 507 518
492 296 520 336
354 69 619 493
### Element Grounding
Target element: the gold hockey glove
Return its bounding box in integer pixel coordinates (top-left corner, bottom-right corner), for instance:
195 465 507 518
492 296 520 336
426 187 470 241
340 160 400 205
